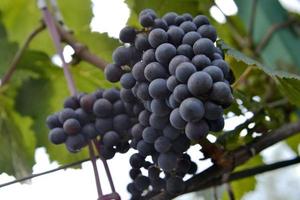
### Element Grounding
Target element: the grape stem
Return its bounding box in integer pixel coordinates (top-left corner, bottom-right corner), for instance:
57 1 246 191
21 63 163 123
0 23 45 87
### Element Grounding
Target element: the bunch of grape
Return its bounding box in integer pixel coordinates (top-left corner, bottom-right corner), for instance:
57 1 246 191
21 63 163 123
46 88 138 159
105 8 234 198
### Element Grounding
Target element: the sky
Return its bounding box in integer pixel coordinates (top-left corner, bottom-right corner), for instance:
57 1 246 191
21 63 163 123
1 0 300 200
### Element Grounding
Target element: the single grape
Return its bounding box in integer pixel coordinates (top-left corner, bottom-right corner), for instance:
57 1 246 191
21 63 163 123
185 120 209 140
103 131 120 147
112 46 131 65
192 54 211 70
176 44 194 59
98 144 116 159
176 157 191 174
163 124 181 140
131 123 145 140
142 127 161 143
182 31 202 46
136 82 151 101
172 134 190 153
130 168 142 180
142 49 156 64
173 84 191 103
75 108 90 125
139 14 154 27
179 21 197 33
179 97 205 122
49 128 67 144
95 118 113 135
58 108 76 123
207 117 225 132
149 113 169 130
46 114 61 129
120 88 137 103
154 136 172 153
158 152 178 172
151 99 171 116
166 76 179 92
148 165 161 180
134 175 150 191
120 73 136 89
130 153 145 169
64 96 80 109
137 140 154 157
169 55 190 75
175 62 196 83
119 26 136 43
193 38 215 57
112 100 126 115
209 81 234 106
168 94 180 109
153 18 168 30
148 78 169 99
167 26 185 46
104 63 123 83
132 61 147 82
63 118 81 135
204 101 223 120
162 12 178 26
188 161 198 174
138 110 151 126
169 108 186 130
65 134 86 153
93 98 113 117
166 176 185 194
102 88 120 103
80 94 97 113
193 15 210 27
175 15 185 25
144 62 168 81
211 59 230 79
116 141 130 153
197 24 217 42
113 114 131 133
135 34 151 51
187 71 213 97
148 28 168 48
139 9 157 19
81 123 98 139
155 43 177 64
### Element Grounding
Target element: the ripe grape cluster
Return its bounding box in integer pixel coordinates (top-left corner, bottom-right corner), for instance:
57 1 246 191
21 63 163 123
46 89 138 159
105 9 234 198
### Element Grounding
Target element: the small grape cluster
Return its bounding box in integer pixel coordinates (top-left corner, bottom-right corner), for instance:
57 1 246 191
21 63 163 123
105 9 234 198
46 89 137 159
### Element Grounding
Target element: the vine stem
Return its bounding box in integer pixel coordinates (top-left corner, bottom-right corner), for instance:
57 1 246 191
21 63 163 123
232 67 253 89
39 1 103 198
0 23 45 87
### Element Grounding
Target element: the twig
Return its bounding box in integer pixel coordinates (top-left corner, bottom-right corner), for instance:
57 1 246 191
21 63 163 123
226 183 235 200
56 24 108 70
255 19 297 54
248 0 257 48
0 23 45 87
88 142 103 197
232 67 253 88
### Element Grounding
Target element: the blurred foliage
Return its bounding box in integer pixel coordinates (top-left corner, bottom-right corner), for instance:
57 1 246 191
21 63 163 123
0 0 299 199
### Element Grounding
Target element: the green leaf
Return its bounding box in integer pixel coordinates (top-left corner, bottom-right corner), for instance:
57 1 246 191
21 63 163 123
0 94 36 178
235 0 300 74
222 155 263 200
218 40 300 107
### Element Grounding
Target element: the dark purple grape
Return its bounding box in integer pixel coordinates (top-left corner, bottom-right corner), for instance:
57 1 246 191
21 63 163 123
209 81 234 106
162 12 178 26
46 114 61 129
58 108 76 123
81 123 98 139
187 71 213 96
172 135 190 153
102 88 120 103
80 94 97 113
193 38 215 57
65 134 86 153
176 44 194 59
149 113 169 130
193 15 210 27
208 117 225 132
113 100 126 115
138 110 151 126
179 97 205 122
49 128 67 144
135 34 151 51
175 62 196 83
64 96 80 109
137 140 154 157
139 14 154 27
134 175 150 191
211 59 230 79
148 78 169 99
142 127 161 143
182 31 201 46
130 153 145 169
130 168 142 180
119 26 136 43
167 26 185 46
153 18 168 30
155 43 177 64
204 101 223 120
173 84 191 103
112 46 131 65
103 131 120 147
93 99 113 117
148 165 161 180
132 61 147 82
192 54 211 70
182 13 193 21
163 124 181 140
158 152 178 172
150 99 171 116
136 82 151 101
120 88 137 103
197 24 217 42
148 28 168 48
142 49 156 64
120 73 136 89
185 120 209 140
95 118 113 135
144 62 168 81
166 76 179 92
166 176 185 194
179 21 197 33
154 136 172 153
63 118 81 135
104 63 123 83
169 108 186 130
169 55 190 75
